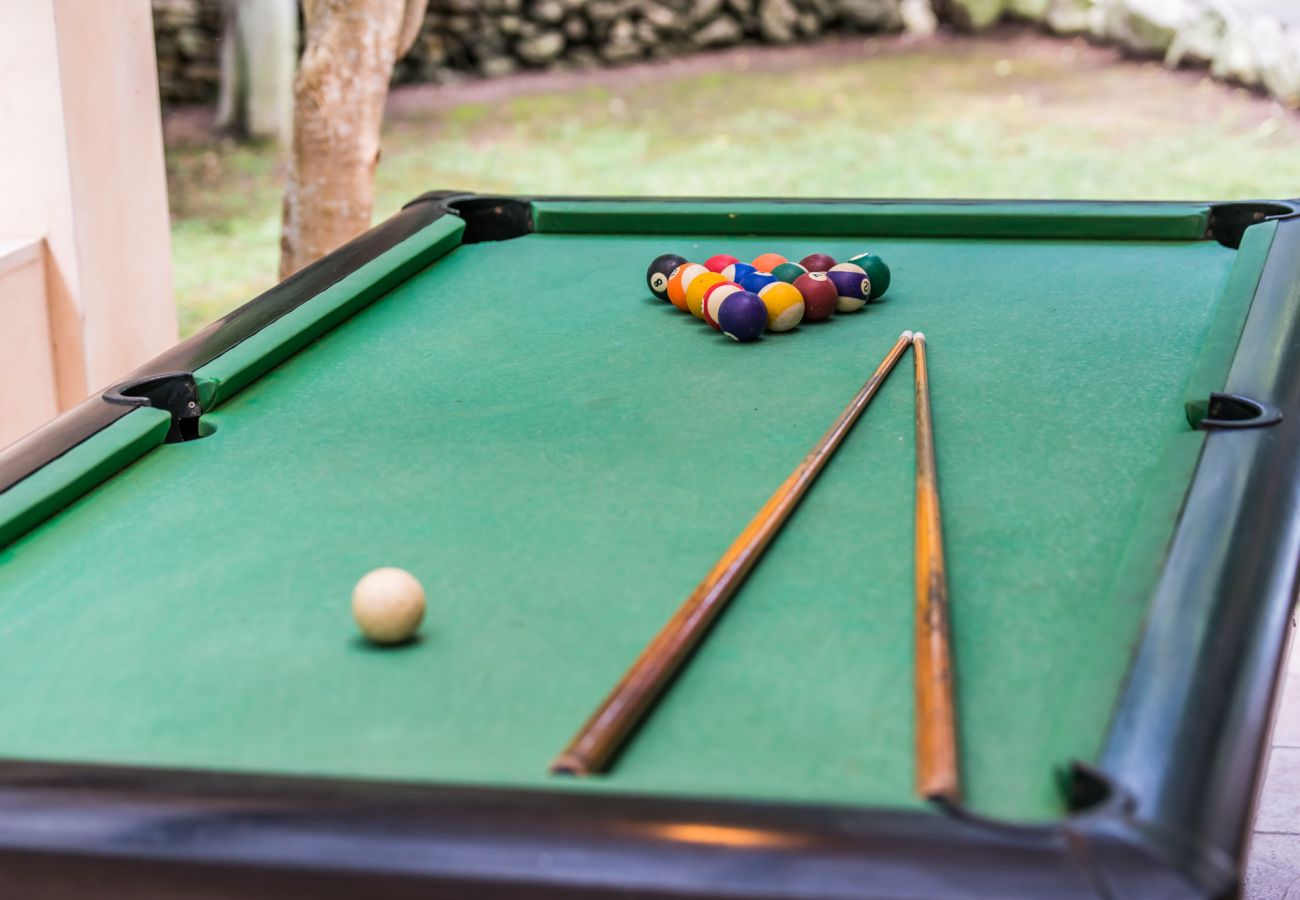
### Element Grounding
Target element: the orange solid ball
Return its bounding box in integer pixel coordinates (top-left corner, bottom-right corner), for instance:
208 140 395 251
751 252 788 272
686 272 727 319
667 263 704 312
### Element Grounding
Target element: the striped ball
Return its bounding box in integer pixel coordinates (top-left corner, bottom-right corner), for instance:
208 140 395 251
721 262 756 284
686 272 727 319
667 263 706 312
826 263 871 313
703 281 743 331
757 282 805 332
740 271 778 294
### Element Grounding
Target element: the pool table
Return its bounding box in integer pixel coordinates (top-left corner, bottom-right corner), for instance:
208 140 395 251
0 193 1298 899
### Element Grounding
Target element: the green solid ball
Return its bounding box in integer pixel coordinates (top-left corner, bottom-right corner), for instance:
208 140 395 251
847 253 891 300
771 261 808 284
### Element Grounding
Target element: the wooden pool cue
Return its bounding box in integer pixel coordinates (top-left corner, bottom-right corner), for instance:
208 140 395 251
912 332 961 803
551 330 916 776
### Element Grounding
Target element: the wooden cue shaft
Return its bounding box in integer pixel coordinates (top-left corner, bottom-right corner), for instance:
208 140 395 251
551 330 916 776
912 332 960 802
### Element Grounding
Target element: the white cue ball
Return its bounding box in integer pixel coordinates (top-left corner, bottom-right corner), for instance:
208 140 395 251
352 567 426 644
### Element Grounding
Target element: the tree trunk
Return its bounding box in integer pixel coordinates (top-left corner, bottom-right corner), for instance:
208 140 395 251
215 0 297 144
279 0 428 279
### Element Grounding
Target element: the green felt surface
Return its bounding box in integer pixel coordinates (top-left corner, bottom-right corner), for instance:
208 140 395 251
532 199 1214 241
0 227 1242 821
0 408 173 548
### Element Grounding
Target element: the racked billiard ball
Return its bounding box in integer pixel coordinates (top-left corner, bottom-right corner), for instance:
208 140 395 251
800 253 837 273
827 263 871 312
703 281 743 331
668 263 707 312
751 252 788 272
722 262 756 284
793 271 837 322
846 252 891 299
740 271 778 294
686 272 727 319
757 282 805 332
771 261 808 283
704 253 739 273
647 253 687 302
716 291 768 343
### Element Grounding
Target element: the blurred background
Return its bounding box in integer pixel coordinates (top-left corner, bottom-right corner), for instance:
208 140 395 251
157 0 1300 333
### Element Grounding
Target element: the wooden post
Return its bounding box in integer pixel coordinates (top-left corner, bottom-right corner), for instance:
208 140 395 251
0 239 57 444
0 0 177 446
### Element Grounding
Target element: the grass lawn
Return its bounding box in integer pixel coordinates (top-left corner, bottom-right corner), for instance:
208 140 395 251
165 29 1300 336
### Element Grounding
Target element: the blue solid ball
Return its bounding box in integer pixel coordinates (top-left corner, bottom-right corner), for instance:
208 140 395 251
716 291 768 342
740 271 778 294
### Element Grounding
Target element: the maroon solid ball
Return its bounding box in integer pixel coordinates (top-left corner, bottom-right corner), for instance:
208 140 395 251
800 253 837 273
793 272 837 322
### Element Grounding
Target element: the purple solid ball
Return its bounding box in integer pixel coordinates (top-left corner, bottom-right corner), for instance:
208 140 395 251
740 271 778 294
716 291 768 342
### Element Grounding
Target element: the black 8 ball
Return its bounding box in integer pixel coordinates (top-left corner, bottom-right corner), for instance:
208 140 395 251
646 253 687 302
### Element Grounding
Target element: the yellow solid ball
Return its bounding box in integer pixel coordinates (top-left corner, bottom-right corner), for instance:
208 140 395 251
686 272 726 319
757 282 805 332
352 567 426 644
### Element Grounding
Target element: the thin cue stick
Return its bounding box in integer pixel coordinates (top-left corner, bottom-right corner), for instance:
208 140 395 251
912 332 960 803
551 330 915 777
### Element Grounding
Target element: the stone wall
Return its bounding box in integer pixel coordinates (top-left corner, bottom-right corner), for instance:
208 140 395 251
399 0 906 82
154 0 224 104
151 0 1300 109
152 0 906 105
943 0 1300 106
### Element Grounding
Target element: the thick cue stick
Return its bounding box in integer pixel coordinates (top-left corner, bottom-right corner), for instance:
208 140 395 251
911 332 960 802
552 330 916 776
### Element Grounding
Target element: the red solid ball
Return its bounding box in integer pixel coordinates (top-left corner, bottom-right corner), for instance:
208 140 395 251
793 272 838 322
704 254 740 273
800 253 837 273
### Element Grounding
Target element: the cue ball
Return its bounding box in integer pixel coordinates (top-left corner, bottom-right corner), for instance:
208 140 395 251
352 567 426 644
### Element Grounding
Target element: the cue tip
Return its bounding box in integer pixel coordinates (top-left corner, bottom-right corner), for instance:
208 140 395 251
549 753 592 777
924 789 963 812
899 330 913 342
912 331 925 343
